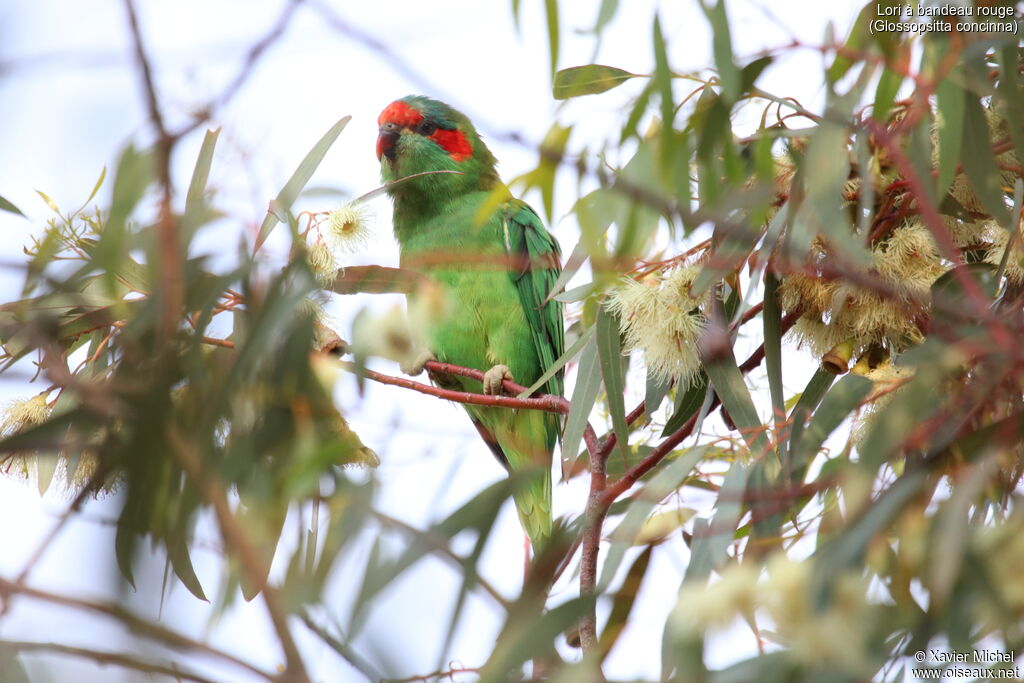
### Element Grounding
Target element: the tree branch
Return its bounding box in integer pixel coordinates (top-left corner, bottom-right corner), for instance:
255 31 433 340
0 578 275 681
1 640 218 683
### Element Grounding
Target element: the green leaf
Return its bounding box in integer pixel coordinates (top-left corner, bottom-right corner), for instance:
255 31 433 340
553 65 638 99
997 44 1024 159
872 67 904 124
811 468 927 604
517 324 594 398
0 195 25 217
828 0 900 84
702 341 772 457
653 15 675 160
786 368 834 455
684 459 748 582
255 115 351 250
596 308 628 460
961 95 1009 223
601 447 706 589
544 0 559 76
480 597 594 683
77 165 108 213
762 272 785 444
791 374 872 474
935 73 964 197
0 644 32 683
662 373 708 436
593 0 619 33
168 532 208 602
562 334 602 471
644 370 671 421
597 544 653 661
700 0 739 102
185 128 220 218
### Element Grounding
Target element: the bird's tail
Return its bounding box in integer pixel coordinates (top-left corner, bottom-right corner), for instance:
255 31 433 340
513 466 552 551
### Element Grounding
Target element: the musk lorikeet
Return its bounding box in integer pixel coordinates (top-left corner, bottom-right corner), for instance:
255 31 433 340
376 95 564 550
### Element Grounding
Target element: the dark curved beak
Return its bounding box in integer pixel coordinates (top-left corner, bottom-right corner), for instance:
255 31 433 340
376 122 400 161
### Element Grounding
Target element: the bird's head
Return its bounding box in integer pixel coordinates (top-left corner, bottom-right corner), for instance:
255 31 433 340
377 96 499 196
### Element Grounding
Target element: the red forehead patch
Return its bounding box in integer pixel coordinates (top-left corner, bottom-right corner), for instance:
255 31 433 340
430 128 473 162
378 100 424 128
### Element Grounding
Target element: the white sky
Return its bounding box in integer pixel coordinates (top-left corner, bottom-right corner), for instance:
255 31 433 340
0 1 866 680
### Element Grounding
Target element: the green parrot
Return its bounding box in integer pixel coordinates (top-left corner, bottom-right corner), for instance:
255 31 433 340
376 95 564 550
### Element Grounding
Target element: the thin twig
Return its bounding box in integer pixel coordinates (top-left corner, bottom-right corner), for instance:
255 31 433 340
0 577 275 681
1 640 218 683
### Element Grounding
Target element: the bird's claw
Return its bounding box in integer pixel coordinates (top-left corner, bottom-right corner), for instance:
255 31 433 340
483 364 514 395
401 349 436 376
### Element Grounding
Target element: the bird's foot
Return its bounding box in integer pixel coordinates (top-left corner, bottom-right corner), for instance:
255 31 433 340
483 364 514 395
400 349 436 376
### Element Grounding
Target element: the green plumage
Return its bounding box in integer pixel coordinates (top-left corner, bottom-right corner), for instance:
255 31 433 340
378 96 564 548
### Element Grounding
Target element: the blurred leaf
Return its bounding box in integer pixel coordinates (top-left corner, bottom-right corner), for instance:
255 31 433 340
561 333 601 472
596 308 628 460
0 195 25 217
935 68 964 197
929 455 998 605
168 532 208 602
96 144 152 277
602 447 706 588
481 596 594 683
255 115 351 250
593 0 619 33
597 544 653 661
828 0 900 84
812 467 927 603
329 265 428 295
0 644 31 683
700 0 739 102
739 56 772 95
653 14 675 162
684 459 749 582
961 95 1009 223
872 67 904 124
544 0 559 76
553 65 637 99
996 44 1024 157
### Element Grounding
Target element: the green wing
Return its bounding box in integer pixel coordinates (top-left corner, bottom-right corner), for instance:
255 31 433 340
503 199 565 399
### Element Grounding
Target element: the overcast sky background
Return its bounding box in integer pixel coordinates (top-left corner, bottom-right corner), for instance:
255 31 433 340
0 1 867 680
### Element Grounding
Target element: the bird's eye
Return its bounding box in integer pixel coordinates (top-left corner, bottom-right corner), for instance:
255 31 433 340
417 121 437 136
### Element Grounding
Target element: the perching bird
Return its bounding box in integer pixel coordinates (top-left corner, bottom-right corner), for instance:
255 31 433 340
377 95 564 550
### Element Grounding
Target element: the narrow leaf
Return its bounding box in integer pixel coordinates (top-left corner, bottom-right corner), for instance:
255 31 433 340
0 195 25 217
561 334 602 471
185 128 220 216
762 272 785 435
684 460 748 582
255 115 351 250
596 308 628 460
553 65 638 99
517 324 594 398
702 342 771 457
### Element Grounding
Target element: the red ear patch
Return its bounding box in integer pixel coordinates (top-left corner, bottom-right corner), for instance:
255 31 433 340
378 100 424 128
430 128 473 162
